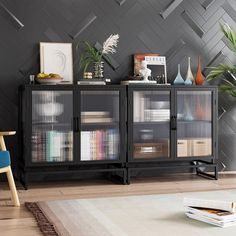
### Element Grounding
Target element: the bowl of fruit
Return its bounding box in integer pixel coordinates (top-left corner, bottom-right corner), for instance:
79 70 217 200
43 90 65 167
36 73 63 84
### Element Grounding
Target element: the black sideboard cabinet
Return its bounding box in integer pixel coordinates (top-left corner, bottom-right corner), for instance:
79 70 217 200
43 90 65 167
19 85 218 188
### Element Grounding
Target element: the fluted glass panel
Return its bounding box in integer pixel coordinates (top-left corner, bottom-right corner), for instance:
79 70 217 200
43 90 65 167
31 91 73 162
80 91 119 161
177 91 212 158
133 91 170 159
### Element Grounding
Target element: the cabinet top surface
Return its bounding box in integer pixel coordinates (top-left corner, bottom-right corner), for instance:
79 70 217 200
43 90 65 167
20 84 218 90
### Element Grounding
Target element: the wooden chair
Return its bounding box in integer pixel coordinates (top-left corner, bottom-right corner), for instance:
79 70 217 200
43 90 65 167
0 131 20 207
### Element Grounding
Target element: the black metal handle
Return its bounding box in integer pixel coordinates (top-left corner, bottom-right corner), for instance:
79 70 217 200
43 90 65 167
73 117 79 132
76 117 80 132
73 117 77 132
171 116 177 130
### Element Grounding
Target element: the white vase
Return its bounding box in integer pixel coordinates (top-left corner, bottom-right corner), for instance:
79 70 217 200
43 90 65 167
185 57 194 85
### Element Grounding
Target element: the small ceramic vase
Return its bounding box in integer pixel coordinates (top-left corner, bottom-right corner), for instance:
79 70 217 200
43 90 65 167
195 56 204 85
185 57 194 85
173 64 185 85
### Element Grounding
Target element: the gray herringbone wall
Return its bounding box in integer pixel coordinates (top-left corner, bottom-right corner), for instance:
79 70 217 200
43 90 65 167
0 0 236 170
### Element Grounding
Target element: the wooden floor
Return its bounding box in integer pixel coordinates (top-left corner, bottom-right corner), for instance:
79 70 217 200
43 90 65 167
1 173 236 236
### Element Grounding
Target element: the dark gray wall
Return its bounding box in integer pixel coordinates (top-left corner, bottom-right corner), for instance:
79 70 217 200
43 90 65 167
0 0 235 170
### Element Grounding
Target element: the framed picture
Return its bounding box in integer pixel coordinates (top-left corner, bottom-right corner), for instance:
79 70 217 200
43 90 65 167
145 55 167 84
40 42 73 84
134 53 159 77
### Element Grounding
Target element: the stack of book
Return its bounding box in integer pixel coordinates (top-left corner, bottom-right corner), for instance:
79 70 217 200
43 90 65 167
133 92 170 122
81 129 119 161
184 198 236 227
149 109 170 122
81 111 113 123
32 130 73 162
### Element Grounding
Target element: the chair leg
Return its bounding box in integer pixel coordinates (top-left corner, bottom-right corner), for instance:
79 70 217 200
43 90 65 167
6 167 20 207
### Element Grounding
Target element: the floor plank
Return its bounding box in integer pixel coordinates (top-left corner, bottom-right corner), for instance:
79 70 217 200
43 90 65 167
1 173 236 236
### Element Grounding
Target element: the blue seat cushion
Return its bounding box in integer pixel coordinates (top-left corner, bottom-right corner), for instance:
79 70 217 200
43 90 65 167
0 151 11 168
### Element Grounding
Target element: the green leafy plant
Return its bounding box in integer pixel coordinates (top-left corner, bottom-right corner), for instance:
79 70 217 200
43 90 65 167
77 34 119 73
207 23 236 97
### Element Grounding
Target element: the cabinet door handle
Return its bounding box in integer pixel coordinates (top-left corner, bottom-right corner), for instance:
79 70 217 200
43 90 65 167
73 117 77 132
171 116 177 130
73 117 80 132
76 117 80 132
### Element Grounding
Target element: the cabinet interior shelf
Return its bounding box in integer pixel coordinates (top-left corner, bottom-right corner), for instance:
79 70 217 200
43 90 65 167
133 121 170 125
32 122 71 126
177 120 212 123
81 122 119 126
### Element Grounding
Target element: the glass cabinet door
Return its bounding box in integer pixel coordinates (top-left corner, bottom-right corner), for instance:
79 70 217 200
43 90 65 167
80 91 120 161
132 90 170 160
176 90 212 158
31 90 73 163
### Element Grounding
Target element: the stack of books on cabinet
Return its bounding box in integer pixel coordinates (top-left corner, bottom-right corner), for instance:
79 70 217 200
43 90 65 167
32 130 73 162
184 198 236 227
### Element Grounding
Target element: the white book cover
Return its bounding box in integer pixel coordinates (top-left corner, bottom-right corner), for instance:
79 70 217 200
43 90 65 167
184 198 236 212
133 92 140 122
81 132 91 161
53 132 61 160
140 96 145 122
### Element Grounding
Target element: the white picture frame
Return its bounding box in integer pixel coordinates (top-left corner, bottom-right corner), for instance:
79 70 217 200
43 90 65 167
40 42 73 84
145 56 168 84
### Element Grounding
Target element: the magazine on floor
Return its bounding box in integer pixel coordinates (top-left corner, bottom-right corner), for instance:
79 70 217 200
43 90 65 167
184 198 236 227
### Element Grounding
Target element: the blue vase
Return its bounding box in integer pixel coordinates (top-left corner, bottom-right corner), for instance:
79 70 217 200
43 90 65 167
173 64 185 85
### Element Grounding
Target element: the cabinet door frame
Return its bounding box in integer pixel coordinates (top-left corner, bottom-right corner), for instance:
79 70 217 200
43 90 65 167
77 85 126 164
174 86 217 162
128 86 174 162
24 85 76 167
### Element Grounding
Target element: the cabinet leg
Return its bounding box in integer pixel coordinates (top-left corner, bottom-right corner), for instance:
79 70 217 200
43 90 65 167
20 172 28 190
127 169 131 185
214 166 218 180
123 169 127 185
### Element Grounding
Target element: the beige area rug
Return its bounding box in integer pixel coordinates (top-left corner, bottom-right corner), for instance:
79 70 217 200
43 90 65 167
26 189 236 236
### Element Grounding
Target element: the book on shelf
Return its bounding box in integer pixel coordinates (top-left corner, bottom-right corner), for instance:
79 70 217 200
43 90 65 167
133 92 170 122
81 117 113 123
80 129 119 161
81 111 113 123
32 130 73 162
81 111 110 117
184 198 236 227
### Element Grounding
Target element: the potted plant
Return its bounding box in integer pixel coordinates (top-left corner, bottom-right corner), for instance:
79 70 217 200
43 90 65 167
77 34 119 79
207 23 236 97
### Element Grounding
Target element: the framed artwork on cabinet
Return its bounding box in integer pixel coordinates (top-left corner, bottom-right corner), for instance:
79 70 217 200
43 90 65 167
40 42 73 84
